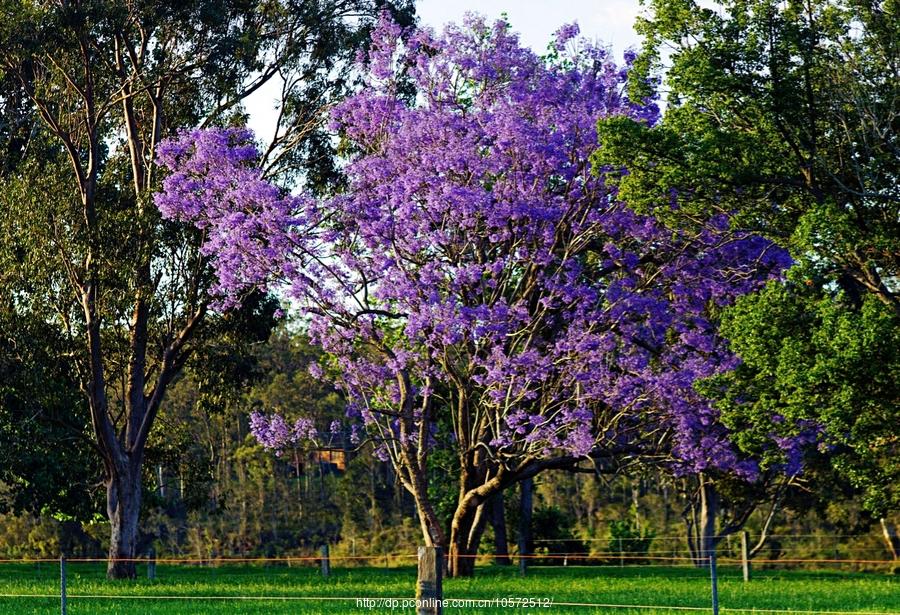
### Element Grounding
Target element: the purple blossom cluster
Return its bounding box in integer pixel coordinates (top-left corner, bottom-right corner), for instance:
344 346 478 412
770 418 823 476
155 14 795 481
249 412 317 455
155 127 318 310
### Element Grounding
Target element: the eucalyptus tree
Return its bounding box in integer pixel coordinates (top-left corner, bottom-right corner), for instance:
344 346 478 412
0 0 413 578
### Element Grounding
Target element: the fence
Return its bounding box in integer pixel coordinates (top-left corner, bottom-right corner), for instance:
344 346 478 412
0 537 896 614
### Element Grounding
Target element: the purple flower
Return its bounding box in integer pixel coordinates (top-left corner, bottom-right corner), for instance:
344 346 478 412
308 362 324 380
249 411 317 452
156 14 792 487
553 22 580 50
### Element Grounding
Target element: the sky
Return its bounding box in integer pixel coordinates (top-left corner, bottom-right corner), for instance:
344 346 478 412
416 0 643 55
246 0 645 141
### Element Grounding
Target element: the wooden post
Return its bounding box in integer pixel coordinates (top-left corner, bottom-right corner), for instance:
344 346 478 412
709 547 720 615
148 546 157 580
740 531 751 582
60 555 67 615
320 544 331 577
518 536 527 577
416 546 443 615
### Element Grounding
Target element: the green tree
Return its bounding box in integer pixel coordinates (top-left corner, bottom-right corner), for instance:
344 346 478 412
600 0 899 279
716 272 899 513
594 0 899 547
0 304 100 519
0 0 413 578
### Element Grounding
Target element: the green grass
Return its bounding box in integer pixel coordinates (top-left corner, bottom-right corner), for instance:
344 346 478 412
0 562 897 614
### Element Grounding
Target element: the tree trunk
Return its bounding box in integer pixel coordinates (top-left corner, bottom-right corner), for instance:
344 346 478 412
408 472 446 549
685 475 719 567
518 477 534 565
488 492 511 565
697 475 718 567
448 499 489 577
106 465 142 579
881 518 900 560
662 478 670 529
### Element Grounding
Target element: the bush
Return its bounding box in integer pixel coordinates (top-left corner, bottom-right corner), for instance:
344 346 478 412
608 516 655 562
531 506 587 565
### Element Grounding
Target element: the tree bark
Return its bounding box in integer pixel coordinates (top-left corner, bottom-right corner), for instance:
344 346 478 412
518 477 534 565
685 475 719 567
416 489 447 549
445 455 527 576
488 492 511 565
446 457 490 577
106 464 142 579
87 314 197 579
881 518 900 561
448 500 488 577
698 475 719 567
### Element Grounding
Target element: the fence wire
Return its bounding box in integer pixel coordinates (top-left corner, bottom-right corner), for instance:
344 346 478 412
0 547 895 614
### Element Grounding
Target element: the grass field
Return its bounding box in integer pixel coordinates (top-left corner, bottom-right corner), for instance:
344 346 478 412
0 562 897 614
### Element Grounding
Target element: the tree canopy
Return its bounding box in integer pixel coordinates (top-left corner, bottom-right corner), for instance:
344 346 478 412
152 14 804 575
595 0 899 516
0 0 414 578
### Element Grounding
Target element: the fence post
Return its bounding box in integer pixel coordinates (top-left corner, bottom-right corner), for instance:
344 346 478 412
320 544 331 577
416 546 443 615
740 531 751 582
148 546 157 580
619 537 624 567
60 555 67 615
709 547 720 615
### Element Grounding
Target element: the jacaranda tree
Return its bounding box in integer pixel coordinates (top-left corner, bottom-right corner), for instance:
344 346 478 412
155 15 792 575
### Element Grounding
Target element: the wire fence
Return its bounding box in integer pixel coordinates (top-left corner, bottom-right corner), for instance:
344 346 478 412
0 538 896 614
0 554 894 566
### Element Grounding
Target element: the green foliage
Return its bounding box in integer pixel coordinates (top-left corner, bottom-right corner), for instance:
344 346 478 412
334 452 396 537
0 304 100 519
714 273 900 513
426 446 460 533
597 0 900 256
0 512 104 559
0 513 60 559
531 506 588 563
243 327 344 428
608 512 655 557
595 0 899 513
